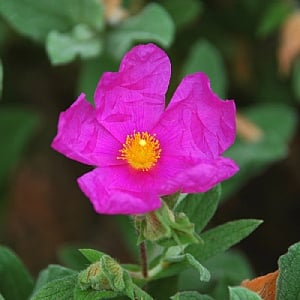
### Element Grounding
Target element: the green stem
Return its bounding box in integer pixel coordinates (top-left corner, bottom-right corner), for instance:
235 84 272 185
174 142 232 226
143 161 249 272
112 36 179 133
148 261 167 278
128 260 168 281
139 241 148 278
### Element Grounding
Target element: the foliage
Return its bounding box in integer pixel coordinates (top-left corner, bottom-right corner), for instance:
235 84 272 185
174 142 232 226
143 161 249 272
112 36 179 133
0 0 299 299
277 241 300 300
0 246 34 300
0 187 266 300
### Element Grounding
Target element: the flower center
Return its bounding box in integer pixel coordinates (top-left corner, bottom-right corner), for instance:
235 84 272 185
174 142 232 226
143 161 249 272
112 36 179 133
118 131 161 171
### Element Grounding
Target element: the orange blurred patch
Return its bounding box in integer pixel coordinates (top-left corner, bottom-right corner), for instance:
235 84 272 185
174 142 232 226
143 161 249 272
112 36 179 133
236 112 264 142
278 12 300 75
101 0 128 24
241 270 279 300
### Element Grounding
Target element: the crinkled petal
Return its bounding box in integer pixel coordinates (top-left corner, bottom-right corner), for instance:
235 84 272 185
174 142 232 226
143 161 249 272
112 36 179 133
51 93 121 166
161 157 239 194
94 43 171 142
77 167 162 215
153 72 236 159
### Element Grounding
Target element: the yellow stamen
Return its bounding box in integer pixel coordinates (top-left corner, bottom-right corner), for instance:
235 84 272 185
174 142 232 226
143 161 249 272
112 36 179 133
118 131 161 171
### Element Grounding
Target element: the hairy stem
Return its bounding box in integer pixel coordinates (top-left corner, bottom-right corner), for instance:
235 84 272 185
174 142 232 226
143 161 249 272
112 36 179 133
139 241 148 279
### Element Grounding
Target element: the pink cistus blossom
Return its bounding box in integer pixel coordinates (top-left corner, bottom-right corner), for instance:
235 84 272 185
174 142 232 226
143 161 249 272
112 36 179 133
52 43 239 215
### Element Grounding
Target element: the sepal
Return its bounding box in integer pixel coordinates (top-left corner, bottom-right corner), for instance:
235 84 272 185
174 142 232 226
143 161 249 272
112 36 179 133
77 252 153 300
136 200 201 247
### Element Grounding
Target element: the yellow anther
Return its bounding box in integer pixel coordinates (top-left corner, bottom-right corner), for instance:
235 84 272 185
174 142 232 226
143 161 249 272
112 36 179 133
118 131 161 171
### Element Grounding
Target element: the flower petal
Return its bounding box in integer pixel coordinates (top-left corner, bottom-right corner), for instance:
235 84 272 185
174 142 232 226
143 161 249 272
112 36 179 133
161 157 239 194
154 72 236 159
77 167 162 215
51 93 121 166
94 43 171 142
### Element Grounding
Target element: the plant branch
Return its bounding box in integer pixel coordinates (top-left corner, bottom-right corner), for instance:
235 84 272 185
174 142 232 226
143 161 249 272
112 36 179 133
139 241 148 279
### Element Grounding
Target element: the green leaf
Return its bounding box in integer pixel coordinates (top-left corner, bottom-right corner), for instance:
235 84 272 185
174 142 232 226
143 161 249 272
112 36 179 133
147 275 177 300
175 185 221 233
46 24 102 65
0 108 38 186
182 39 228 98
277 241 300 300
152 252 210 281
0 293 4 300
131 284 154 300
167 253 210 281
107 3 174 59
187 219 263 262
78 249 106 263
161 0 203 29
78 261 110 291
0 246 34 300
58 246 90 271
222 104 297 199
73 285 120 299
32 265 77 297
171 291 214 300
78 254 152 300
202 250 254 283
31 274 77 300
229 286 262 300
178 250 254 294
101 255 126 292
0 0 104 42
257 2 291 37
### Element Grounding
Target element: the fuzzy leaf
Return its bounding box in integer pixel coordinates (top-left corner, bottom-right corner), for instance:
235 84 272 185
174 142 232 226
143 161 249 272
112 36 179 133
58 246 90 271
171 291 214 300
73 285 120 299
229 286 262 300
78 249 106 263
152 252 210 281
175 185 221 233
0 0 104 42
46 24 102 65
182 39 227 98
107 3 174 59
277 241 300 300
31 274 77 300
78 255 152 300
202 250 254 283
166 253 210 281
0 246 34 300
131 284 154 300
32 265 76 297
178 250 254 294
187 219 263 262
101 255 126 292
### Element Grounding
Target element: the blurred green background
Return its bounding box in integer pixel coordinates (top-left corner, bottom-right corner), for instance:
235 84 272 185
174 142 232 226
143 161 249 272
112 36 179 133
0 0 299 286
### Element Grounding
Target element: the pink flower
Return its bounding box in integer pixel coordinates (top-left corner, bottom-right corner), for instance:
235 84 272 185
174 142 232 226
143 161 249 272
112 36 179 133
52 43 238 215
